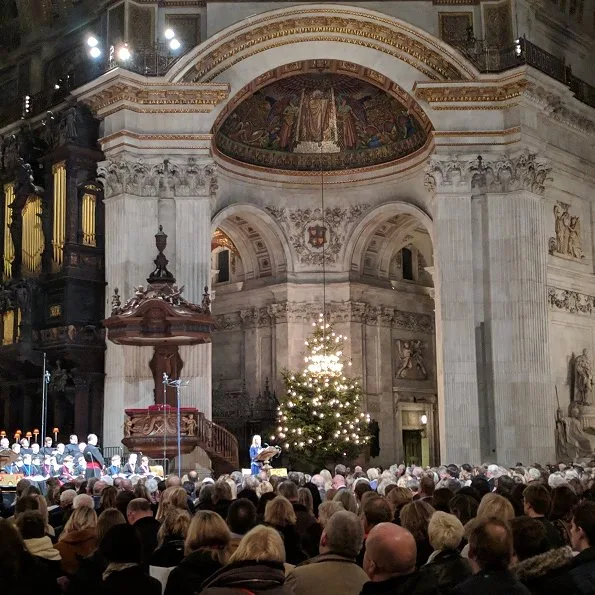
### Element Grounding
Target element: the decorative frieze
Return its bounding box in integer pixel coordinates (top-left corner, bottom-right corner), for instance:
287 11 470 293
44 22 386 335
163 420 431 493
215 301 434 331
424 150 552 196
265 205 369 266
548 287 595 316
97 156 217 199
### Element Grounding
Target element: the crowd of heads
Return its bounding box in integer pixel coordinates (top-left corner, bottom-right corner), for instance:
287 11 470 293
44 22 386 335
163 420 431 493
0 458 594 593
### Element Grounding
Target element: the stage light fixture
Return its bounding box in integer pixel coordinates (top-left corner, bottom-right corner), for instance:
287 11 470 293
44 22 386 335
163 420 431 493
421 414 428 425
89 46 102 59
169 38 181 51
87 35 99 48
164 28 175 40
117 43 131 61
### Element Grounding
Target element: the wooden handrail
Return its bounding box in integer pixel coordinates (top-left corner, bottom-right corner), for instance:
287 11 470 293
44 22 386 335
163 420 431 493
196 412 239 470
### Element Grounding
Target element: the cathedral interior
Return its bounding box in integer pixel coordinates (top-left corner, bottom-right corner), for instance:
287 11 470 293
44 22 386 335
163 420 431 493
0 0 593 469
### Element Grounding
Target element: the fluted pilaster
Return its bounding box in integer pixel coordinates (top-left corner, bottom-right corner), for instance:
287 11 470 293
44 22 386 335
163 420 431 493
485 190 553 464
433 192 482 464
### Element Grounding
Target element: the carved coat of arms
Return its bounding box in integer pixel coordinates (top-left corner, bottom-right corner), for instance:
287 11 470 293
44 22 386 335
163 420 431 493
307 224 327 248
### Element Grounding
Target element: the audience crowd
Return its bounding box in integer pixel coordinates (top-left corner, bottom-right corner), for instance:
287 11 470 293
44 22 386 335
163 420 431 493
1 460 595 594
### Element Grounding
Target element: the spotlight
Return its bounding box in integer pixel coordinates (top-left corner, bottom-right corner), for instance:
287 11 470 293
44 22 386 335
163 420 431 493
514 39 522 57
164 28 175 40
89 46 102 59
421 414 428 425
86 35 98 48
117 43 131 61
54 83 60 90
169 38 181 51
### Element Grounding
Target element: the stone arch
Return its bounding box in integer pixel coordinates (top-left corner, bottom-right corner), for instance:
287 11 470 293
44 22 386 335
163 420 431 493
211 203 292 279
169 4 477 86
345 202 434 278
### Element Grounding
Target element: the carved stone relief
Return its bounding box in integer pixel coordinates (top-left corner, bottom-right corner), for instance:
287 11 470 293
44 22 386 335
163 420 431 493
548 287 595 316
215 301 434 332
549 202 584 259
265 205 369 266
97 156 217 199
395 339 428 380
425 151 552 196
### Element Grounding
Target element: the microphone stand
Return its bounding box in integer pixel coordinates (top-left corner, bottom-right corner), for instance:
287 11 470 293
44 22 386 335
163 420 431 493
163 374 190 473
41 353 50 447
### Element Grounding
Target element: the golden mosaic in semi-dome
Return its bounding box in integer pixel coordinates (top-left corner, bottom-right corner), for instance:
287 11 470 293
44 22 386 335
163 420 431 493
214 61 432 173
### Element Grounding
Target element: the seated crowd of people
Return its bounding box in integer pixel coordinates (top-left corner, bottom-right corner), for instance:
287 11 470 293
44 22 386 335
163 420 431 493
1 434 150 480
0 461 594 594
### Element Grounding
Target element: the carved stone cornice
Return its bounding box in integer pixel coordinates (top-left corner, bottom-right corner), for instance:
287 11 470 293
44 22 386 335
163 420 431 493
548 287 595 316
414 80 528 108
523 82 595 137
75 73 229 116
97 155 217 199
424 150 552 196
178 8 475 83
215 301 435 332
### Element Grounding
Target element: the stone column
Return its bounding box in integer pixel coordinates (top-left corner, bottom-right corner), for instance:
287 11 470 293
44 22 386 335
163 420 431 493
174 160 216 420
425 157 482 464
483 152 554 464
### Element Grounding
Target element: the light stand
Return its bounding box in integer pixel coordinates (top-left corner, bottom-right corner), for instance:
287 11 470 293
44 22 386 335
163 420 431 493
41 353 50 447
162 373 190 473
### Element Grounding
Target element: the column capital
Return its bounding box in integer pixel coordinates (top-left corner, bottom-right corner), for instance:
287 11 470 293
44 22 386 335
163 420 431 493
425 150 553 196
97 154 217 200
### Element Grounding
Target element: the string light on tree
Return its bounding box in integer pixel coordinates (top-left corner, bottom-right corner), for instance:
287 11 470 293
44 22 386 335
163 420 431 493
272 313 370 464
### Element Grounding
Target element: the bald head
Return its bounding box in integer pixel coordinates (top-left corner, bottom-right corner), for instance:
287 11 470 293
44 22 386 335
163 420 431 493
363 522 417 582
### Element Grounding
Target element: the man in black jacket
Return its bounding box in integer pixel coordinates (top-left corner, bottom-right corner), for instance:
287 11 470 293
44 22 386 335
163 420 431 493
523 483 562 548
453 517 529 594
565 501 595 592
127 497 160 565
360 523 439 594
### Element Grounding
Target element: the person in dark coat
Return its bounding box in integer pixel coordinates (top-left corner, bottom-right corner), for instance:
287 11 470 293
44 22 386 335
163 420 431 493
522 484 563 549
99 523 161 595
278 481 320 558
264 495 308 565
422 512 472 592
127 498 160 564
164 510 232 595
0 517 61 595
150 508 190 568
452 517 529 595
200 525 292 594
548 501 595 593
83 435 105 479
360 522 439 595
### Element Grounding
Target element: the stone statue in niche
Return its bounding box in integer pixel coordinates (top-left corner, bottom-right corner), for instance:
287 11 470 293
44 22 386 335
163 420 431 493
555 403 595 460
549 202 584 259
574 349 594 405
396 340 427 380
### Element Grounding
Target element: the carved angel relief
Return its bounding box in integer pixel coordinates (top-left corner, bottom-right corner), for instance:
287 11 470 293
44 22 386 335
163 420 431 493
549 202 584 260
395 340 428 380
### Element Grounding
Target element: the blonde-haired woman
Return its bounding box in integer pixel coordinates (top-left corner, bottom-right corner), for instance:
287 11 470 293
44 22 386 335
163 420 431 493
164 510 231 595
200 526 291 594
56 505 98 575
423 511 471 591
386 486 413 524
156 486 188 521
264 496 306 565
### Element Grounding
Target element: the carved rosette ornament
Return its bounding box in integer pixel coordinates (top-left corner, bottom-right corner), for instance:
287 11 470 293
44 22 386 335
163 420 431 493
97 156 217 199
425 151 552 196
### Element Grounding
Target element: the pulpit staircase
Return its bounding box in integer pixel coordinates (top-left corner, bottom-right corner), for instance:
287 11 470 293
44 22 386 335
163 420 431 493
196 413 239 475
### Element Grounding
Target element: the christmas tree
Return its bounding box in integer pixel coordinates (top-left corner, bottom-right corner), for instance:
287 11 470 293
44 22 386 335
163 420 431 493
271 314 370 465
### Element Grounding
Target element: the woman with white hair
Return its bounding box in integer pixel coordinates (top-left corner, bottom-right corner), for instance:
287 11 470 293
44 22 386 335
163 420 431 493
422 511 471 591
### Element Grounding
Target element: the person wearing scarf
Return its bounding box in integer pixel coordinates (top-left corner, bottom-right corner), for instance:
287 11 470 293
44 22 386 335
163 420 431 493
16 510 62 580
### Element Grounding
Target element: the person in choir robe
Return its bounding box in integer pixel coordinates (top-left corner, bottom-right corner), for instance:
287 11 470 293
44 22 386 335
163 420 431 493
138 455 151 475
124 453 140 476
42 437 54 456
75 455 87 476
107 455 122 476
55 443 65 465
0 437 9 449
31 443 41 457
60 456 76 481
41 455 54 477
20 438 32 455
64 434 80 458
3 456 21 474
83 434 105 479
21 453 40 477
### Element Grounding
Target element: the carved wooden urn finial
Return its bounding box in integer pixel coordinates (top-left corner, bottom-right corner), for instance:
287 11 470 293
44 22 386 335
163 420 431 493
148 226 175 284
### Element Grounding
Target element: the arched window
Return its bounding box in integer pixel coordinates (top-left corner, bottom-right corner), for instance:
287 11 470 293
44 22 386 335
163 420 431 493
402 247 414 281
217 249 231 283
